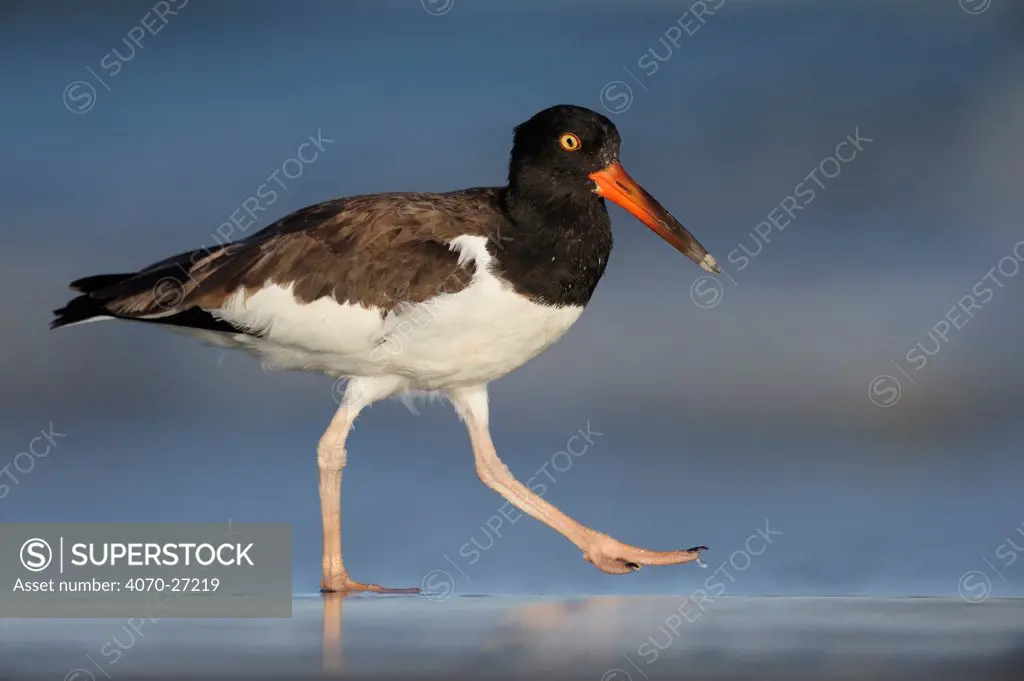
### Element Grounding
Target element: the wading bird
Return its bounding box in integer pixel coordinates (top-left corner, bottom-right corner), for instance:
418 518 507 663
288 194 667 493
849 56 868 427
53 105 717 593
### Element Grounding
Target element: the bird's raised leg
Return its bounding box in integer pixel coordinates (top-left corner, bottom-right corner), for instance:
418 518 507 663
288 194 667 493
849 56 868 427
448 385 707 575
319 376 420 594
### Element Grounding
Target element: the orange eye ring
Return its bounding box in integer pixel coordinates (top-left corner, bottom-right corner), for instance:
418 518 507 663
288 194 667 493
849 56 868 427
559 132 582 152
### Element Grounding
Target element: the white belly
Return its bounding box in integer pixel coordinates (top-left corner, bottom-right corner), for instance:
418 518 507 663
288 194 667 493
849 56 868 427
201 235 585 389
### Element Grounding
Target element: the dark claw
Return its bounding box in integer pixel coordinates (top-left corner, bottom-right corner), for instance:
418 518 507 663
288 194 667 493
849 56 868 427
625 561 641 571
686 545 709 553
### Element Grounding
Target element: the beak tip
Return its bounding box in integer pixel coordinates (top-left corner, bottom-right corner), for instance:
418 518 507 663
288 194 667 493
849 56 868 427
699 253 720 274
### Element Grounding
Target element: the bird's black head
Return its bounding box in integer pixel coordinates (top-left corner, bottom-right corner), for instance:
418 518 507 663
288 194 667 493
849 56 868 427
509 104 622 192
506 104 720 274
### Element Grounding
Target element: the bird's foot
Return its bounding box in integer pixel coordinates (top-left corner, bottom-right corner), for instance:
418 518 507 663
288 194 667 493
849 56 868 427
320 576 420 595
582 537 708 574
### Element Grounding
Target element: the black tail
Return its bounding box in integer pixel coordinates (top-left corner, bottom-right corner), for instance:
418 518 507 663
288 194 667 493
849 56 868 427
52 266 249 335
51 273 135 329
51 294 110 329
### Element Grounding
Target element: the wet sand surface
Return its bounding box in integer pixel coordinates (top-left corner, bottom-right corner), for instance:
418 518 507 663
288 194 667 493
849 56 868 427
2 596 1022 680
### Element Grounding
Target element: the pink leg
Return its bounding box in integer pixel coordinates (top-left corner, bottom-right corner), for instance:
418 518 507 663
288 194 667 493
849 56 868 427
448 385 707 574
318 377 420 593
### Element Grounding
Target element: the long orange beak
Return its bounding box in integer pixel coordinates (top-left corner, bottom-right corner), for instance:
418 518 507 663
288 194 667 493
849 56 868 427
589 162 719 273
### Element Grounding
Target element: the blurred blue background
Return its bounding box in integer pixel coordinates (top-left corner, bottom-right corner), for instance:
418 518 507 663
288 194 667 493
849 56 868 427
1 0 1023 597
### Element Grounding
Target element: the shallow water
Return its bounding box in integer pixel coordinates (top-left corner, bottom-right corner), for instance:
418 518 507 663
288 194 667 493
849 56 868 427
1 596 1022 680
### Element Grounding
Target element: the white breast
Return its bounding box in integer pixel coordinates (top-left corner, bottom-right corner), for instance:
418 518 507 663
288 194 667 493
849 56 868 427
203 235 585 390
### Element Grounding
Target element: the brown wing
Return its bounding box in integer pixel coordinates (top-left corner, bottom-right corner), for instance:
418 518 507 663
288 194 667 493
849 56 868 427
53 188 508 331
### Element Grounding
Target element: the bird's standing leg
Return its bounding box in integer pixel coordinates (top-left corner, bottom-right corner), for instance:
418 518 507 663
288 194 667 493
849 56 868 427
319 376 419 593
448 385 707 575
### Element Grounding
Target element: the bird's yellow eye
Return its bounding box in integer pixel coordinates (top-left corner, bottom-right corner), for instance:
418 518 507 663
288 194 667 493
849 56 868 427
559 132 581 152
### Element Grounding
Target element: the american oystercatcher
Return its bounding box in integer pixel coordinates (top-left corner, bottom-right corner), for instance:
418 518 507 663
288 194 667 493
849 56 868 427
52 105 718 593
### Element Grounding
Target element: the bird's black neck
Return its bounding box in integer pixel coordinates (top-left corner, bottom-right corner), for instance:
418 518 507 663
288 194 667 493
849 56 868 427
490 179 613 308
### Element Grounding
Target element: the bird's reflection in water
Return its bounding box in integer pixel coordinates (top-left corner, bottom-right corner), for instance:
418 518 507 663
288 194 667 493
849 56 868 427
322 593 346 673
315 596 1024 680
476 597 635 672
319 594 633 676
